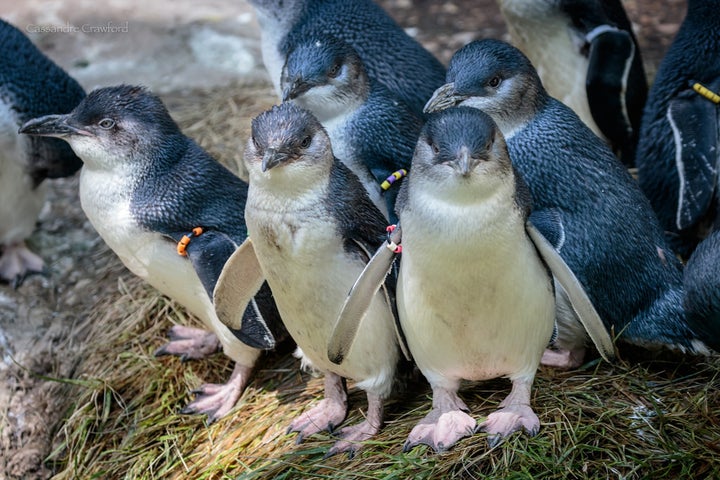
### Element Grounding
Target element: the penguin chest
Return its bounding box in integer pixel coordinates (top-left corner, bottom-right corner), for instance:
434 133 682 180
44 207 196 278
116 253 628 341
78 168 214 326
246 205 398 394
0 101 46 243
397 200 555 385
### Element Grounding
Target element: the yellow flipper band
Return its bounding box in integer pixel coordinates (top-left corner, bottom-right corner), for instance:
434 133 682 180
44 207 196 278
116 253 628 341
380 168 408 191
693 82 720 104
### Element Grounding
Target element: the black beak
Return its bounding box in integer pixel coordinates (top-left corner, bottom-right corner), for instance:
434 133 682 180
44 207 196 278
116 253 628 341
424 82 469 114
19 114 91 138
282 78 312 102
261 147 287 172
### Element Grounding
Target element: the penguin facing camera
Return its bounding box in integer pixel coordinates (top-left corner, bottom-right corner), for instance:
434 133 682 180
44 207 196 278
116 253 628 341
214 102 406 458
424 39 715 366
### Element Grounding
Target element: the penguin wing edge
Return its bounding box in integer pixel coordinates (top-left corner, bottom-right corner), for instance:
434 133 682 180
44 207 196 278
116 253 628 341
526 220 616 362
328 225 403 365
213 238 274 349
667 82 720 231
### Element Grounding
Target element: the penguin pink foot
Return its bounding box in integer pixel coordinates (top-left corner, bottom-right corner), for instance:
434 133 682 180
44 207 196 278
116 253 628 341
180 362 253 422
288 373 348 443
478 378 539 447
154 325 221 361
0 241 45 286
403 387 477 453
326 393 383 458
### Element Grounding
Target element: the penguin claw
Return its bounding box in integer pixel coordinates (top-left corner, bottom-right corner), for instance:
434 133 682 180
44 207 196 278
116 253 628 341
0 243 46 288
477 404 540 444
287 397 348 442
405 408 477 453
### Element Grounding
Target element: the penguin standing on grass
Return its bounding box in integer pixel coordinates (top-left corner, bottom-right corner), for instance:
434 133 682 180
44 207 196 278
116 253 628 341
20 85 284 422
214 102 405 457
248 0 446 116
635 0 720 257
0 19 85 286
424 39 714 365
497 0 647 165
280 34 423 221
329 107 613 452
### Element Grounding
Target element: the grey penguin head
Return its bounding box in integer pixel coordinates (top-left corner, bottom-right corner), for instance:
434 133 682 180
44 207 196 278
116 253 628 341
424 39 545 132
281 35 369 120
20 85 181 169
245 102 334 184
410 106 513 201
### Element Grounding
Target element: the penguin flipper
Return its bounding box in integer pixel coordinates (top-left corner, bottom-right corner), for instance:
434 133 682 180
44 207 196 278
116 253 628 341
213 238 275 350
526 220 616 362
667 81 720 231
585 28 637 161
181 230 237 298
328 225 403 365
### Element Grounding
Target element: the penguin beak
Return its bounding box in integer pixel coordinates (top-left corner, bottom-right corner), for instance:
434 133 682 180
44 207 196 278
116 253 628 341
282 78 312 102
424 82 468 114
19 114 92 138
261 147 287 172
455 146 477 176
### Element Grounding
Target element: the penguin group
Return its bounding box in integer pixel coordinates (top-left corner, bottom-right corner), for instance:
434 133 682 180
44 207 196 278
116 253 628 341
7 0 720 458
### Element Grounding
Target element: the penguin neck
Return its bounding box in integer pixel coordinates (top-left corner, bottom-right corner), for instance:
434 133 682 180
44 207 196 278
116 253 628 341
250 0 305 30
248 158 333 207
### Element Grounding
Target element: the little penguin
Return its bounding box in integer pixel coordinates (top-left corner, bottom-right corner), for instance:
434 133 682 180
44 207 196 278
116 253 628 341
635 0 720 258
496 0 648 166
248 0 446 116
424 39 714 366
280 34 423 222
216 102 402 457
0 19 85 286
329 107 613 452
19 85 284 422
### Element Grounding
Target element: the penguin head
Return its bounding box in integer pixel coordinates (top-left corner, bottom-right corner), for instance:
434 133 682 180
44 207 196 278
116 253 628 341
281 35 369 121
424 39 544 134
245 102 334 189
19 85 182 170
410 107 514 202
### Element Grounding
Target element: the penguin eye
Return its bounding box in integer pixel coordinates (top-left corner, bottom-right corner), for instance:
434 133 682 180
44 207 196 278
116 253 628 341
488 76 502 88
98 118 115 129
430 142 439 155
300 135 312 148
328 62 342 79
251 136 261 150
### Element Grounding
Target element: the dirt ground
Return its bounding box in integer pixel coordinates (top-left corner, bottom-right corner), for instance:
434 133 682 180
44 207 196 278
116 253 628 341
0 1 686 478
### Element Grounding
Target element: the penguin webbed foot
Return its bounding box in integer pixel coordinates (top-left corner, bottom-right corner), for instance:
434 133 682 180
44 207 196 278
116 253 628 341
0 242 47 288
154 325 221 361
477 377 539 447
477 403 539 447
324 392 384 459
287 372 348 442
180 362 253 422
403 387 476 453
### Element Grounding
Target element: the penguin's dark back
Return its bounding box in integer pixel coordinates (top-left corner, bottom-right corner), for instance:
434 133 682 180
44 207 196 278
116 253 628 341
0 19 85 180
0 20 85 123
509 98 686 335
282 0 446 115
130 136 250 243
684 230 720 351
348 85 423 181
635 0 720 247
